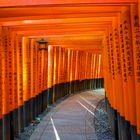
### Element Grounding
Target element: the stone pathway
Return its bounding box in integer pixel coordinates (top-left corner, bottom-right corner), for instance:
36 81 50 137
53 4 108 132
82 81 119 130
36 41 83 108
30 90 104 140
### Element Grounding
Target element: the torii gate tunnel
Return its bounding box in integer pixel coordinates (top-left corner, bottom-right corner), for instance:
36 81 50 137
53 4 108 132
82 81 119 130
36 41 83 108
0 0 140 140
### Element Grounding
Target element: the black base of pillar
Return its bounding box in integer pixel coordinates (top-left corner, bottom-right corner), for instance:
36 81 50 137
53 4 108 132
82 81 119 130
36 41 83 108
130 125 137 140
31 98 36 120
42 90 48 111
122 118 131 140
30 98 34 121
137 134 140 140
118 114 131 140
37 95 40 116
45 90 48 108
28 99 32 124
71 81 75 94
106 99 118 140
111 109 118 140
78 80 81 92
93 79 97 89
58 84 61 99
64 83 68 96
38 94 42 114
62 83 65 97
18 106 24 133
54 85 58 101
0 118 2 140
59 84 63 98
3 114 11 140
34 95 38 117
117 113 122 140
65 82 69 95
23 101 30 127
69 82 72 94
10 109 19 138
83 80 87 90
105 97 140 140
48 88 53 105
38 94 41 114
101 78 104 88
52 86 56 103
78 80 83 91
87 79 91 90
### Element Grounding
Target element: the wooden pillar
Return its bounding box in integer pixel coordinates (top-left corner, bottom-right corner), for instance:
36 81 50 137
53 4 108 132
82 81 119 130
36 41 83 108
16 36 24 134
23 37 31 126
48 45 54 104
74 50 79 92
67 49 71 94
64 49 69 95
130 4 140 137
2 27 10 140
0 27 3 140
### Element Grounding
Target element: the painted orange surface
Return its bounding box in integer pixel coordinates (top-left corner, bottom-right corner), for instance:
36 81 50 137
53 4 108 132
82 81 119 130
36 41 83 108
0 0 137 7
0 27 3 118
130 4 140 133
0 0 140 136
48 45 54 88
2 27 10 115
16 36 24 106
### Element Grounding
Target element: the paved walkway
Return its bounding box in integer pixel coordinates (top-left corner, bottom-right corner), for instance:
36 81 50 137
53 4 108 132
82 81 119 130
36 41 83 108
30 90 105 140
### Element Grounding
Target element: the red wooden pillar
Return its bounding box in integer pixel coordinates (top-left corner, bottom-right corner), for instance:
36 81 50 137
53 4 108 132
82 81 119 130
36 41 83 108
64 48 69 94
53 46 57 102
32 41 37 115
29 39 36 118
86 52 92 89
93 54 97 89
0 27 3 140
130 4 140 136
121 9 136 135
72 51 76 82
90 53 95 89
84 52 88 82
16 35 24 133
109 28 117 110
34 40 40 116
9 32 19 137
23 37 32 126
62 48 65 85
70 50 74 93
43 43 48 108
60 48 65 96
105 35 112 103
100 54 104 88
113 23 124 118
67 49 71 93
119 22 129 123
54 46 59 100
67 49 70 83
95 53 99 89
79 50 84 90
79 50 82 90
58 47 63 97
2 27 10 140
16 36 23 113
48 45 54 104
139 0 140 26
70 50 73 83
97 53 101 88
74 50 79 92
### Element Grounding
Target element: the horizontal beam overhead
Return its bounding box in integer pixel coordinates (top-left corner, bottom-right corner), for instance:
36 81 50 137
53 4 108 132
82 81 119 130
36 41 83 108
0 2 134 52
0 0 137 7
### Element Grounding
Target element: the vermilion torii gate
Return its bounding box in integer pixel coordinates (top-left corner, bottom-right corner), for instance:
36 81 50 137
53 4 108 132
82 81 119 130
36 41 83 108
0 0 140 140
